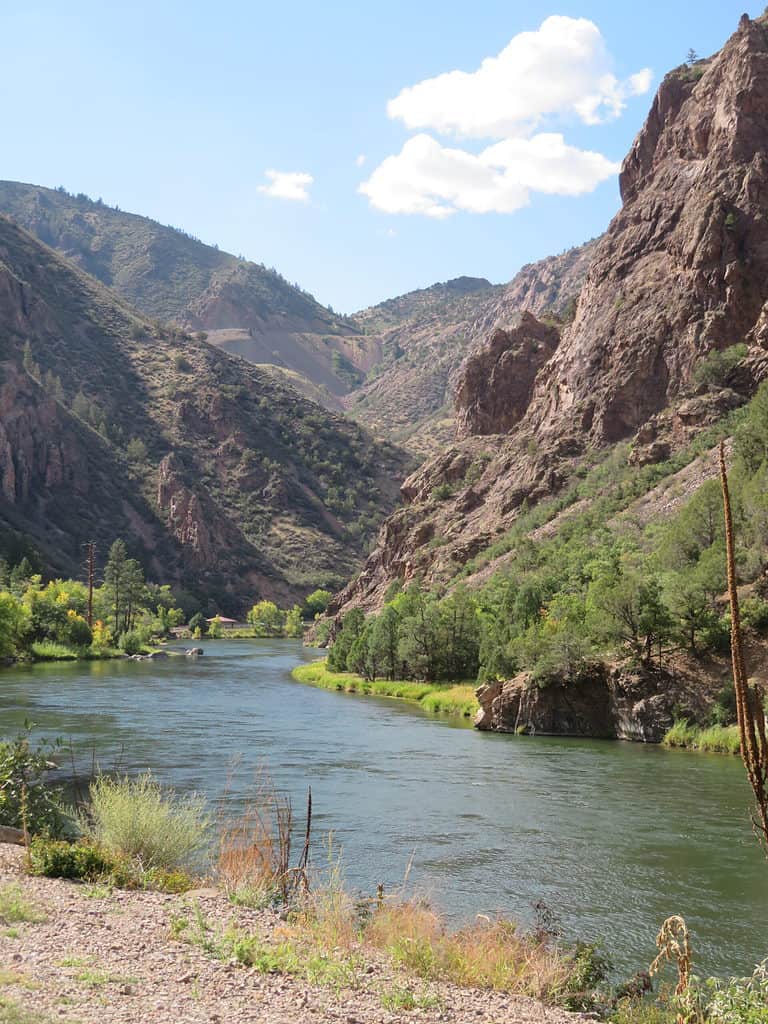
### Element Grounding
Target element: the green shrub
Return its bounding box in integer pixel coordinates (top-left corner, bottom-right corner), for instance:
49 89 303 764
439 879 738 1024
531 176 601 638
742 597 768 633
704 960 768 1024
28 837 115 881
30 641 77 661
693 343 747 389
84 772 211 871
0 731 69 837
119 630 144 656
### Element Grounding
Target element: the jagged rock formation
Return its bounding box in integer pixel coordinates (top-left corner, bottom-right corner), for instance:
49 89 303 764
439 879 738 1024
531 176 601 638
0 215 409 609
454 314 561 439
331 12 768 620
346 242 597 454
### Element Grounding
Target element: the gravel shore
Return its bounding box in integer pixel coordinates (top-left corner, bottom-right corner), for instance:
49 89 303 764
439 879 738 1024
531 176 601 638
0 844 583 1024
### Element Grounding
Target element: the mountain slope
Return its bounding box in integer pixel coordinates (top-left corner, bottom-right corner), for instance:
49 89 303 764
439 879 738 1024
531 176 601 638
345 242 598 455
0 215 409 611
331 11 768 618
0 181 380 399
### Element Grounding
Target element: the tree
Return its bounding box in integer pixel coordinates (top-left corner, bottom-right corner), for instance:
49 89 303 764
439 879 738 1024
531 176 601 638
686 48 699 64
284 605 303 637
122 558 145 633
104 540 133 635
126 437 148 464
188 612 208 638
588 568 672 665
370 605 401 680
305 589 332 618
0 593 29 660
208 615 222 639
327 608 365 670
247 600 284 637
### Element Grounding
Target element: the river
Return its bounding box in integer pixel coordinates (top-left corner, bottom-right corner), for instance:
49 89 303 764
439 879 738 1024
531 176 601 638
1 638 766 979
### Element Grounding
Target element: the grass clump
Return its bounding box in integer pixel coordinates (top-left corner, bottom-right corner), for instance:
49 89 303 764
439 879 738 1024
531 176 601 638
29 641 78 661
0 885 45 926
380 984 440 1011
663 720 741 755
0 997 50 1024
363 901 598 1003
83 772 211 871
292 661 478 718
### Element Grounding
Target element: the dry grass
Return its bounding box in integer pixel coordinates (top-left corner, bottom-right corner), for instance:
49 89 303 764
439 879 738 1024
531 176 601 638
363 900 573 999
216 774 310 906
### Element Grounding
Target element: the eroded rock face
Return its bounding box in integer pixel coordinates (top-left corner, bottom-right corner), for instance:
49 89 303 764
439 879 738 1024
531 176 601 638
454 314 560 439
528 15 768 444
475 662 713 743
330 13 768 621
156 455 215 565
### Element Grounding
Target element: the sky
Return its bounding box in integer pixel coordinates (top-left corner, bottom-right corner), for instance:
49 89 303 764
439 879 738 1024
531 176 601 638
1 1 763 312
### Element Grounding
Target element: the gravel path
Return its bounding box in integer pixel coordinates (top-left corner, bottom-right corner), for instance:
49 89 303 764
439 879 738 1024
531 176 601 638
0 845 583 1024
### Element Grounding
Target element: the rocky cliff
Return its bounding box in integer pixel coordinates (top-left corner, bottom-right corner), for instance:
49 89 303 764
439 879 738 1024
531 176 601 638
345 241 597 455
331 12 768 619
0 215 409 610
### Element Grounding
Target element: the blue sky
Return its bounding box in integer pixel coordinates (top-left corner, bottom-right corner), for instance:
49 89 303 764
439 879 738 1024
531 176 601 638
1 1 762 311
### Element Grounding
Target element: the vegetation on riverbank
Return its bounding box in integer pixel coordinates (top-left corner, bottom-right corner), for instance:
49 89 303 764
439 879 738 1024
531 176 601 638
2 758 766 1024
662 720 741 754
292 660 478 717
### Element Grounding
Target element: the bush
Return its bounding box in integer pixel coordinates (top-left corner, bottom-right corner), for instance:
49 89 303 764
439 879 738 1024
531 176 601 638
29 837 115 881
693 343 747 389
0 732 69 837
119 630 144 656
84 772 211 871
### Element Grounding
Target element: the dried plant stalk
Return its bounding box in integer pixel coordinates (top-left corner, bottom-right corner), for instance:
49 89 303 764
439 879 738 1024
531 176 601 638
719 442 768 850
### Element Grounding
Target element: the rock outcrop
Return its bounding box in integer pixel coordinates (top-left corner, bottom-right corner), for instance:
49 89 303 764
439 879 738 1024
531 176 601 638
454 314 560 439
475 661 715 744
331 12 768 620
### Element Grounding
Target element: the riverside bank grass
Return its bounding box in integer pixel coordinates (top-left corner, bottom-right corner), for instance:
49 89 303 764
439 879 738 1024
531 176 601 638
292 660 479 717
662 720 741 755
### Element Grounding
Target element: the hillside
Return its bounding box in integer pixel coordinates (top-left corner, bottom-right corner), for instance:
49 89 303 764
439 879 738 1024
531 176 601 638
331 11 768 620
0 215 410 611
345 242 598 455
0 181 380 399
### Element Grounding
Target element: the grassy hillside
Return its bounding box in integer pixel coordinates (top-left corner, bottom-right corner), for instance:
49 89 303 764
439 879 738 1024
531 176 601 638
0 215 410 611
0 181 379 398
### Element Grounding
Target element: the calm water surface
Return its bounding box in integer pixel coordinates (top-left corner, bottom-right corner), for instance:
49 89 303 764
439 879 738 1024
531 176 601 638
1 638 766 978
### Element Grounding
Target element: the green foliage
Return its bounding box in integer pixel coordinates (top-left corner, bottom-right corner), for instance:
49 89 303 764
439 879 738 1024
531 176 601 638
247 600 284 636
0 885 45 925
28 838 115 881
0 731 69 837
284 605 304 637
663 720 741 754
305 588 332 617
84 772 211 871
693 344 747 389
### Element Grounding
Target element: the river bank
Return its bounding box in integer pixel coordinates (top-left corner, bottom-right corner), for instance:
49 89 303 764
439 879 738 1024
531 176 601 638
1 639 765 978
291 660 478 716
0 844 586 1024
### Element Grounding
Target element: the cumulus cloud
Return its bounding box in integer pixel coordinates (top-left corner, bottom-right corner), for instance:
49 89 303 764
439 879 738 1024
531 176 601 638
258 169 314 202
359 132 619 218
387 15 652 138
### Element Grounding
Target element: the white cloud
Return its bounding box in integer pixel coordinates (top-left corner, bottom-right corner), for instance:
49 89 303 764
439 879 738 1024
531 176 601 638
387 16 652 139
359 132 619 218
258 169 314 202
355 154 367 167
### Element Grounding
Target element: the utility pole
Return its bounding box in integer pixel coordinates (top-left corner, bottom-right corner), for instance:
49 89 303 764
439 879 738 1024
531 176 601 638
86 542 95 628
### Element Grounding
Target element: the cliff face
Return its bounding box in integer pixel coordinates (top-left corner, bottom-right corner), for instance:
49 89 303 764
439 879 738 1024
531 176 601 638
0 216 409 609
528 15 768 444
346 243 597 455
454 315 561 439
331 13 768 619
